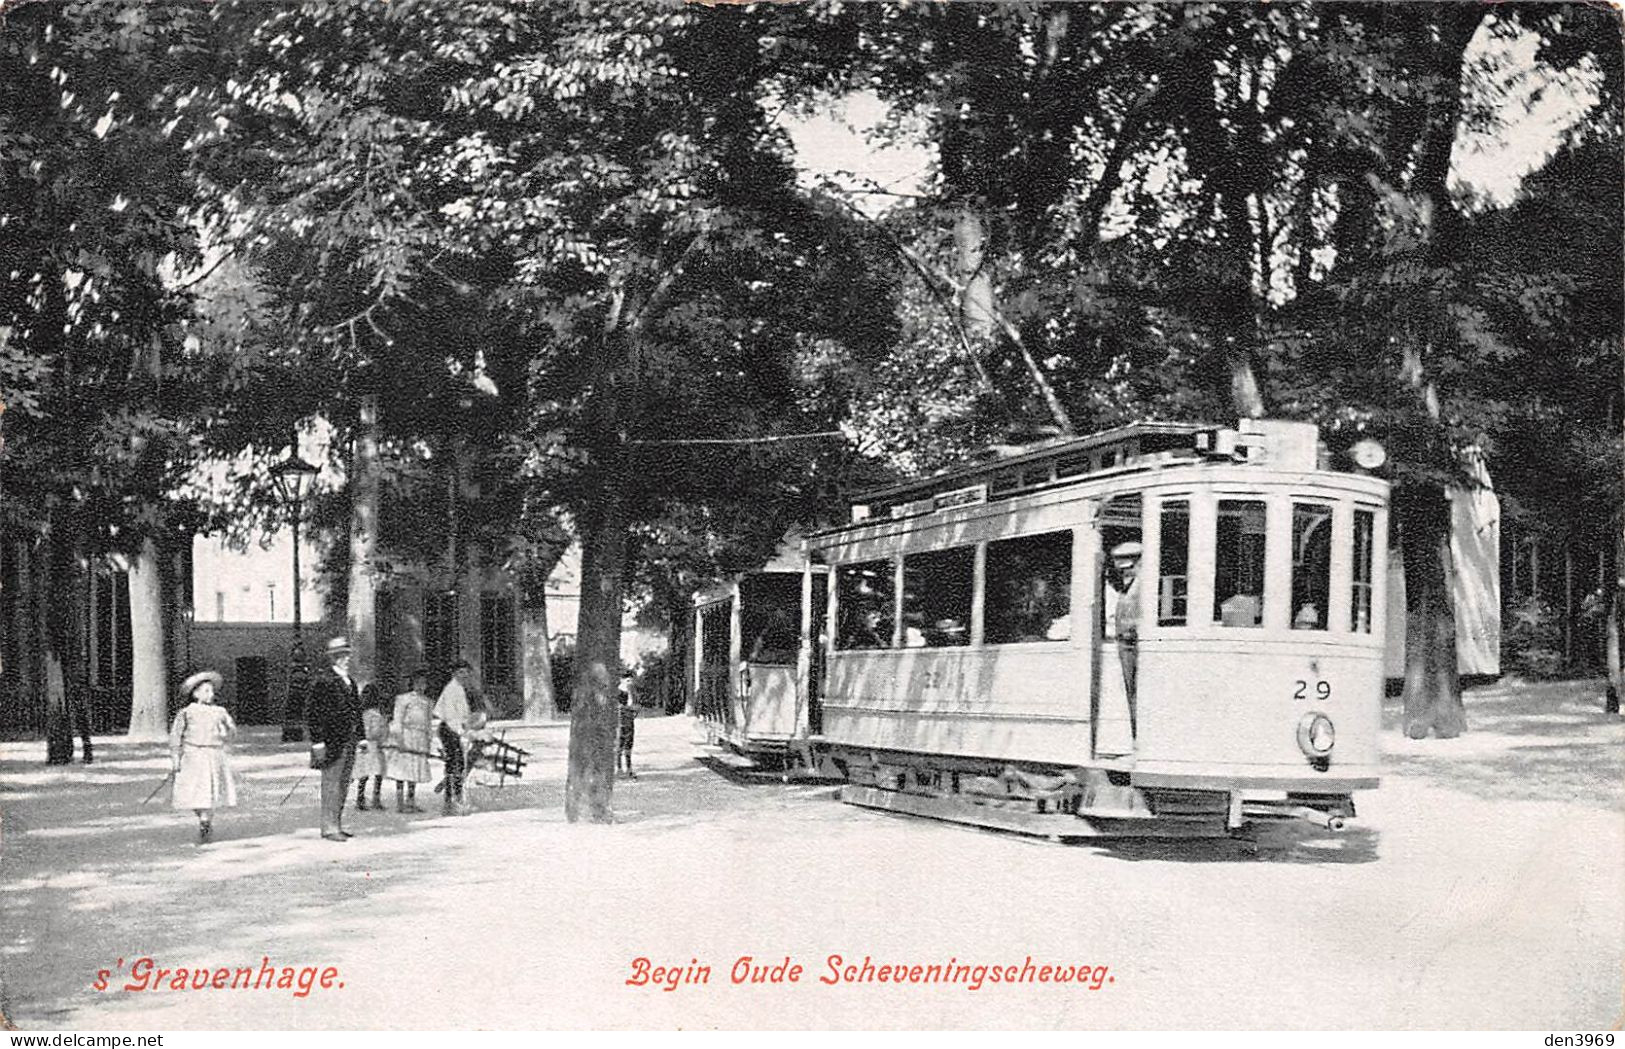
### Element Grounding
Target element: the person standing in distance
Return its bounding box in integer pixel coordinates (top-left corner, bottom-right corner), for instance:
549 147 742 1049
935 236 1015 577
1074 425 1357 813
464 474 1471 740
434 659 475 816
616 669 637 780
307 636 363 842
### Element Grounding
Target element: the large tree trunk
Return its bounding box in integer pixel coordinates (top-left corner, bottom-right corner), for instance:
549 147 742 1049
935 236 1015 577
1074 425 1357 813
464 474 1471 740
347 394 381 683
565 475 627 823
162 541 186 700
1218 197 1266 418
1227 346 1266 419
954 208 996 341
1398 488 1467 738
1606 529 1622 714
521 597 558 721
953 200 1075 432
1185 43 1270 421
664 588 693 715
1392 6 1486 738
41 532 77 762
125 537 169 740
1613 332 1624 714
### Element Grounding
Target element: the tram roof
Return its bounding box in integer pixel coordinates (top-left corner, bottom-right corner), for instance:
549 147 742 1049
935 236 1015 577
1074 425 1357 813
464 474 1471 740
855 420 1212 506
828 418 1343 534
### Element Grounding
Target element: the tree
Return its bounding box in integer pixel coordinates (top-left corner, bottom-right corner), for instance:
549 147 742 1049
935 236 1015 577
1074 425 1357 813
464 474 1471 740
193 1 895 820
1295 4 1619 735
1 1 216 747
788 3 1614 743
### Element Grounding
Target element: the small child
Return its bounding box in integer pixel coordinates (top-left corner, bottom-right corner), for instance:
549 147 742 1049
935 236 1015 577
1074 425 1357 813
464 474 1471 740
354 682 388 811
616 674 637 779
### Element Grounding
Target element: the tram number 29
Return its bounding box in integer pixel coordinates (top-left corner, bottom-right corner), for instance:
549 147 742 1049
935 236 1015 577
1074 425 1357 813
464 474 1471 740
1293 680 1332 702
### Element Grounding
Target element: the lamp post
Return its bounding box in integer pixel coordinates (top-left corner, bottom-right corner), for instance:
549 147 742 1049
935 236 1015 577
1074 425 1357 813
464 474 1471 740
270 447 319 743
181 601 194 675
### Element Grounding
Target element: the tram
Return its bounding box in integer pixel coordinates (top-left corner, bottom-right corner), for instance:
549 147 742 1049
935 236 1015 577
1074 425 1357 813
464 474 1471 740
796 418 1388 839
692 563 828 767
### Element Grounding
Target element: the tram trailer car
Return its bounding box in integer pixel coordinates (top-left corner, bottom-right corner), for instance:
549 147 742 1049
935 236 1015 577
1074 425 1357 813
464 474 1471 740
692 568 828 767
801 419 1388 839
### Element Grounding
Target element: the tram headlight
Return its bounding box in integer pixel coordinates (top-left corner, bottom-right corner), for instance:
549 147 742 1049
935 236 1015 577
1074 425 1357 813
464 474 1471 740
1350 438 1387 471
1296 712 1336 758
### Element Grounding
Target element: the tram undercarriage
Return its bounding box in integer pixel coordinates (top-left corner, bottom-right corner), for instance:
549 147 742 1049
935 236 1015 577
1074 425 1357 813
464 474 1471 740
824 746 1355 841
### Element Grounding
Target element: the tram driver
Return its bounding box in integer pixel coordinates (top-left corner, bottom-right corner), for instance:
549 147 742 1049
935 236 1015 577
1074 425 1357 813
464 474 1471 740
1107 541 1142 739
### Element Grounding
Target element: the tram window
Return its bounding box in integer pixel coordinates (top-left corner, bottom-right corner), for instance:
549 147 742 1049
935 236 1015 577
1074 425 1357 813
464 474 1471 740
985 531 1073 644
1352 509 1376 633
740 574 802 665
1056 451 1092 478
836 560 895 650
1021 464 1054 488
901 547 974 647
1158 500 1190 626
1292 503 1333 630
1214 499 1266 627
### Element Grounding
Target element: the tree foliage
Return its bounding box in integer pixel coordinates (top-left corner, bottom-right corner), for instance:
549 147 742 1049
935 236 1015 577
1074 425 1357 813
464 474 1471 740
4 1 1618 769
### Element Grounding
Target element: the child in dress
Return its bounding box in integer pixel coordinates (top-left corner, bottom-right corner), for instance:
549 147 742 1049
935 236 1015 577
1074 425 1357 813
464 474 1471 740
387 668 434 813
355 682 388 811
168 670 237 844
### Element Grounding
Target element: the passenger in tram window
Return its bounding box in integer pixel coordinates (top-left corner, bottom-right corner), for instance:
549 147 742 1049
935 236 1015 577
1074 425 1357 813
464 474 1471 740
1108 541 1143 738
850 606 891 649
1215 498 1267 627
1220 593 1261 627
837 561 895 650
929 617 968 645
902 610 928 648
985 531 1072 644
1019 576 1062 641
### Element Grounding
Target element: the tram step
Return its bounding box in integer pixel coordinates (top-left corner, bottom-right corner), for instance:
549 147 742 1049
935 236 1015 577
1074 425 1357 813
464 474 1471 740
840 785 1232 840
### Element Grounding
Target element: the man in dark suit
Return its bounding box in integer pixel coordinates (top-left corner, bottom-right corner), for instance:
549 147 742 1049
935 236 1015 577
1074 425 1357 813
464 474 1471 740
307 636 363 842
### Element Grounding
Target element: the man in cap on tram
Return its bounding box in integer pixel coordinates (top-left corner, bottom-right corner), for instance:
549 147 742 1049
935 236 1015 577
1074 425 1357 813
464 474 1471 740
1109 541 1143 740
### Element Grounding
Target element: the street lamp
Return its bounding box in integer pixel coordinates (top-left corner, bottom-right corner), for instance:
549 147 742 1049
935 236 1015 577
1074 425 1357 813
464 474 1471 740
181 601 195 676
270 446 319 743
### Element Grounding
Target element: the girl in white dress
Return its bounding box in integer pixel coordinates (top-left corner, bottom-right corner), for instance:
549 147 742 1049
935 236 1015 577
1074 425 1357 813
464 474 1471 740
355 683 389 811
387 668 435 813
168 670 237 844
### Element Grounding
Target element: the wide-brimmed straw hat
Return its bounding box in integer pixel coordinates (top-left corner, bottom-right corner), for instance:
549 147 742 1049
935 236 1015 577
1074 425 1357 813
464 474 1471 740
325 636 352 658
180 670 224 698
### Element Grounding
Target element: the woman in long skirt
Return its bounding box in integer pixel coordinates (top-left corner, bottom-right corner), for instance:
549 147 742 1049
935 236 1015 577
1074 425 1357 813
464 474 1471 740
169 670 237 844
387 668 434 813
355 682 388 811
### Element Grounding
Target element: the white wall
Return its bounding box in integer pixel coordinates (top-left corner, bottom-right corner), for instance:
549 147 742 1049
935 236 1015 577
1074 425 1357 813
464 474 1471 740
192 530 325 625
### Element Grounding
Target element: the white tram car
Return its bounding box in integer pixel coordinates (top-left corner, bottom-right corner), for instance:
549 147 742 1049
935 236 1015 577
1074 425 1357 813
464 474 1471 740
692 565 828 766
797 418 1388 838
